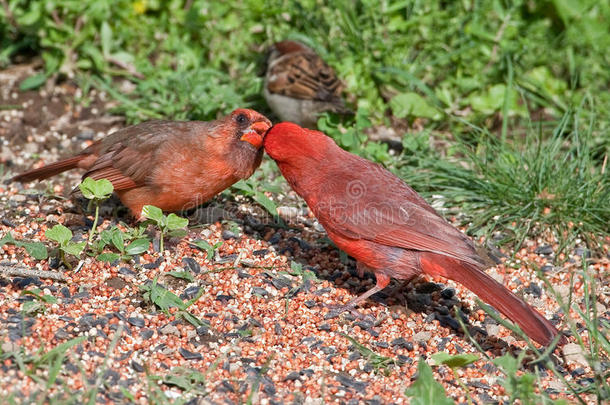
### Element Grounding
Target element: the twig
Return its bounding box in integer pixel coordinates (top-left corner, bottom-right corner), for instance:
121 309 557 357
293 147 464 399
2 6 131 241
106 56 145 79
483 14 511 72
0 0 17 28
51 9 63 26
0 263 66 281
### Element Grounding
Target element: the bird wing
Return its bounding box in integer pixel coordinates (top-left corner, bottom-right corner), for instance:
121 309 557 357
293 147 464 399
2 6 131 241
266 51 344 103
81 121 202 191
312 158 483 266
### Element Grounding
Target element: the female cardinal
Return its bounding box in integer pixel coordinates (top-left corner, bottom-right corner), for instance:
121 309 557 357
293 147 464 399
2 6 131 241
264 122 564 346
264 40 350 128
12 109 272 218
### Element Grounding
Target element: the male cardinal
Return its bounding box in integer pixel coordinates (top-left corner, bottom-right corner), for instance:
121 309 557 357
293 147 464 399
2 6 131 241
264 122 564 346
264 40 350 128
12 109 272 218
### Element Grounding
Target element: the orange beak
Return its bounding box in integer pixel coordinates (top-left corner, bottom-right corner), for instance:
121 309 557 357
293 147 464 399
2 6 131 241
240 120 271 149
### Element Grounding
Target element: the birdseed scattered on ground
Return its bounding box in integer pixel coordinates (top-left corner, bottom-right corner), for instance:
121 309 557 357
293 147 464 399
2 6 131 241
1 64 608 404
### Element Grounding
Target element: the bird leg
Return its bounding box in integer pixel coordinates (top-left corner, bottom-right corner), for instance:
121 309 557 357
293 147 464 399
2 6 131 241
325 272 391 319
356 261 366 278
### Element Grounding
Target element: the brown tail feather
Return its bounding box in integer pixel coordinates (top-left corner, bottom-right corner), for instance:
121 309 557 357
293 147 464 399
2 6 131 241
420 253 564 346
11 155 87 183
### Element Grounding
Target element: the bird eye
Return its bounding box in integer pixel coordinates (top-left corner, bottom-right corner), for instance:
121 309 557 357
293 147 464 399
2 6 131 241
235 113 248 125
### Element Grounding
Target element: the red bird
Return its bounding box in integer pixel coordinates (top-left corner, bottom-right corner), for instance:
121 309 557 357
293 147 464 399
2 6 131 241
12 109 272 218
264 122 563 346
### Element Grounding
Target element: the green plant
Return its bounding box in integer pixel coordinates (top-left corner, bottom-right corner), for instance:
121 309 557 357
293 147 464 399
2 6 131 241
398 107 609 251
246 355 274 405
1 336 86 392
79 177 114 245
493 352 567 405
231 179 281 220
317 106 390 163
283 260 319 283
95 226 150 263
141 205 189 252
165 270 195 282
140 276 205 327
454 260 608 405
45 224 86 268
0 232 47 260
189 239 223 260
405 358 455 404
20 288 58 316
539 260 610 402
432 353 479 405
146 366 214 400
341 333 395 375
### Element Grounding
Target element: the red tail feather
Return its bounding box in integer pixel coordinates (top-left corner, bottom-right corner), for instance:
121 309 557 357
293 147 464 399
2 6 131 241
420 253 563 346
11 155 87 183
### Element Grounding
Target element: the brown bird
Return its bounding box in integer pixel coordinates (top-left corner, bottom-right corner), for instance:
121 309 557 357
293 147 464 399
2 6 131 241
264 122 564 346
12 109 272 218
264 40 350 128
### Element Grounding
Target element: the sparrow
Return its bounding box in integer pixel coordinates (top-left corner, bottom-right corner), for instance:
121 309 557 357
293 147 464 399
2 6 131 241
263 40 350 128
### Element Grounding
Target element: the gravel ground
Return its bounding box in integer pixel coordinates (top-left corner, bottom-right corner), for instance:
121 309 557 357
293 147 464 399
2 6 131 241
1 64 608 404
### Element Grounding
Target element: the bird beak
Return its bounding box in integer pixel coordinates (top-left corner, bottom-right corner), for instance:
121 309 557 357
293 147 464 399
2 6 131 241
240 120 271 149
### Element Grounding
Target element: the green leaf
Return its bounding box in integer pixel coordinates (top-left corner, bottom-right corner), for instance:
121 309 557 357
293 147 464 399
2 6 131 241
468 84 506 114
0 232 16 245
79 177 114 200
16 5 41 26
390 92 441 120
231 180 253 194
493 353 520 375
176 310 203 327
340 333 394 373
1 233 48 260
163 375 191 390
141 205 164 224
493 352 542 403
431 352 479 369
22 289 57 304
97 253 121 263
340 130 356 147
63 242 86 257
145 277 187 311
166 271 195 282
168 229 187 238
100 21 112 57
190 239 221 260
111 228 125 252
405 359 455 405
109 51 135 65
45 225 73 245
21 288 43 301
118 387 135 402
99 229 114 245
19 242 48 260
166 213 189 230
253 192 278 216
125 238 150 255
39 336 86 364
20 73 47 91
22 300 45 315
